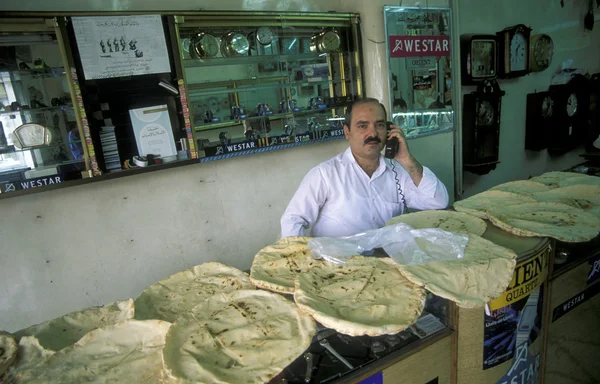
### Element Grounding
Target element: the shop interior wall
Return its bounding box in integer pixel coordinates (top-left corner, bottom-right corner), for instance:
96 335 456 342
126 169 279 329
0 0 450 332
457 0 600 198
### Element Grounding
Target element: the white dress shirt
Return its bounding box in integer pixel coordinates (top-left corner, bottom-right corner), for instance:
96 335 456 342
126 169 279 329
281 147 449 238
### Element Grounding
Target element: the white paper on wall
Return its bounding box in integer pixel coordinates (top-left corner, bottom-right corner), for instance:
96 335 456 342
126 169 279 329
71 15 171 80
129 105 177 158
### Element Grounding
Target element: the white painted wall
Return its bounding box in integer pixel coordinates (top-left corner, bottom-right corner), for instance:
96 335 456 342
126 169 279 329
0 0 452 332
457 0 600 198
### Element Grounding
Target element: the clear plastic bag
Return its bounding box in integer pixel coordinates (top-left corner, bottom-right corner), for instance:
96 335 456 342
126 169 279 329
308 223 469 266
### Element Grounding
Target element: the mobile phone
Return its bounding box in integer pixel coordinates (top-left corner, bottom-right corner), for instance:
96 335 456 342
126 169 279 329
384 121 399 159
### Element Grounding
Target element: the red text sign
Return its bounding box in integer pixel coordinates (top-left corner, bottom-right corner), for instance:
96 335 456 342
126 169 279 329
389 35 451 58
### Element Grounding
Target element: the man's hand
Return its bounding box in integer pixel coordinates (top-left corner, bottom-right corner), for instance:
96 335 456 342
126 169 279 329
387 125 424 186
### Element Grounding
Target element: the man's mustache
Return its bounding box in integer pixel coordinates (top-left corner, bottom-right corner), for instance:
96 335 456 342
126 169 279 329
364 136 381 144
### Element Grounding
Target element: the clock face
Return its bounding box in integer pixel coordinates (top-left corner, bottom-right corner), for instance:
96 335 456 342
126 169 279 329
321 30 341 52
471 40 496 78
477 100 495 126
14 123 47 148
509 32 527 71
256 26 275 45
200 34 219 57
541 96 554 119
533 35 553 69
566 93 578 117
230 33 249 55
303 66 314 77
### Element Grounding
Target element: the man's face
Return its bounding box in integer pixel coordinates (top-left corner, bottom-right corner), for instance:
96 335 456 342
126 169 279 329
344 102 387 160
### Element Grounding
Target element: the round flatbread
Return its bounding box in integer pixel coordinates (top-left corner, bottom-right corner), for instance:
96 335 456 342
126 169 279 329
14 299 134 352
453 190 536 219
250 236 327 293
396 234 517 308
294 256 426 336
14 320 172 384
163 290 315 384
489 180 551 195
558 175 600 188
0 331 17 377
135 262 255 322
386 209 487 236
532 185 600 218
529 171 583 188
487 202 600 243
3 336 55 382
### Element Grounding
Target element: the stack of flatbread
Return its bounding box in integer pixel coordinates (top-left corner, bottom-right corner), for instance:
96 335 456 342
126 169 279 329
386 209 487 236
529 171 592 188
250 236 327 293
135 262 255 322
531 185 600 218
486 202 600 243
453 190 536 219
13 299 135 352
13 320 173 384
294 256 426 336
384 210 516 308
163 290 315 384
489 180 551 196
0 331 17 378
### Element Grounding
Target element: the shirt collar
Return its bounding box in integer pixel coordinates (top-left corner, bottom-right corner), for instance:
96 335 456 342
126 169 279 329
340 147 389 179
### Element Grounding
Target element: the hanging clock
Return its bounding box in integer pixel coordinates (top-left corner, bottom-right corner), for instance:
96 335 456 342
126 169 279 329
460 34 498 85
190 32 220 59
255 26 275 45
462 79 505 175
525 91 559 150
310 29 341 53
587 73 599 152
497 24 532 78
529 34 554 72
547 74 590 155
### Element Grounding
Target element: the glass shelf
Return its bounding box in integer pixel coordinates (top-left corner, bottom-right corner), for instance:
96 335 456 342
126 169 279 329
3 67 66 79
392 109 455 138
187 77 352 96
194 106 346 132
0 139 83 154
0 105 74 117
183 52 328 68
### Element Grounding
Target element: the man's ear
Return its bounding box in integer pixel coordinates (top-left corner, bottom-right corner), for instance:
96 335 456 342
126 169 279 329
343 124 350 139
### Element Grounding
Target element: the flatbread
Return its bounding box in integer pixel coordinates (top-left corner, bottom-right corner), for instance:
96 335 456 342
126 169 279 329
135 262 255 322
250 236 327 293
453 190 536 219
396 234 517 308
532 185 600 218
3 336 55 382
163 290 315 384
489 180 551 195
14 320 172 384
294 256 425 336
0 331 17 377
529 171 583 188
487 202 600 243
558 175 600 188
14 298 134 351
386 209 487 236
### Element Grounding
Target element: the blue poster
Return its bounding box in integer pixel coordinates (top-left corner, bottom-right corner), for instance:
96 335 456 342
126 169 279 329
483 286 544 370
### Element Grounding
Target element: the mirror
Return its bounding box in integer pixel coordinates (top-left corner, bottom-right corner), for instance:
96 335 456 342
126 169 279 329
384 6 454 138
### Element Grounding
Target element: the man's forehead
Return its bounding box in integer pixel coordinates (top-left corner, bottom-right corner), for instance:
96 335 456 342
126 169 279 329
352 102 385 122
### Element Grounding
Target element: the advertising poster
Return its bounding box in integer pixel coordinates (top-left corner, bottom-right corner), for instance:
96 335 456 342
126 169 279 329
483 286 544 371
72 15 171 80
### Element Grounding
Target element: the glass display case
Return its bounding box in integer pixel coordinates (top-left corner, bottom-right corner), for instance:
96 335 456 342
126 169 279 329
0 17 87 193
383 7 455 139
173 12 363 159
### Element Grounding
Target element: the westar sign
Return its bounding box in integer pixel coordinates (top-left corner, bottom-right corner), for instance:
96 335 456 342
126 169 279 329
389 35 451 58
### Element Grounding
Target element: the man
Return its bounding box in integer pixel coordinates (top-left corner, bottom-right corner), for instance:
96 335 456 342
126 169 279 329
280 97 449 238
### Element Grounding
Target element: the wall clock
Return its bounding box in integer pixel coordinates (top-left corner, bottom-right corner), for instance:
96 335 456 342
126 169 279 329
460 34 497 85
547 74 590 155
190 32 219 59
525 91 558 150
221 31 249 57
529 34 554 72
462 79 505 175
497 24 532 78
310 29 341 53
